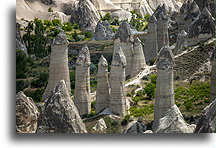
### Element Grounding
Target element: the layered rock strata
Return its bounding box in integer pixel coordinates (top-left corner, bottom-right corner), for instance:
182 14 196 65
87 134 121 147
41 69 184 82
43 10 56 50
16 91 39 133
144 15 158 63
74 45 91 116
96 55 110 113
131 37 146 77
153 45 175 130
43 29 71 101
110 47 127 116
37 80 87 133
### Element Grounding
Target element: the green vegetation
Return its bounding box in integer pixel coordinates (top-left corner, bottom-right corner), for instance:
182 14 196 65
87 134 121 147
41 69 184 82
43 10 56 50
129 104 154 118
129 10 148 31
48 7 53 12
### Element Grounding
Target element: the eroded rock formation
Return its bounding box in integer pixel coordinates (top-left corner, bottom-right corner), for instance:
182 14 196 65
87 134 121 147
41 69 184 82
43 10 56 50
16 91 39 133
43 29 71 101
16 22 27 53
48 11 69 23
96 55 110 113
114 21 133 78
131 37 146 77
110 47 127 116
37 80 87 133
155 105 196 133
195 99 215 133
174 30 188 55
124 118 147 133
74 45 91 116
153 45 175 130
188 7 215 45
210 49 215 102
70 0 100 32
93 20 114 41
93 118 107 131
144 15 158 63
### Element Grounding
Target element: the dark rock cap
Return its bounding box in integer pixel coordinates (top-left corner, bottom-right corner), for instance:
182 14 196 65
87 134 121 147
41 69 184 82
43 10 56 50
76 45 91 66
111 47 127 67
156 46 174 70
114 20 133 43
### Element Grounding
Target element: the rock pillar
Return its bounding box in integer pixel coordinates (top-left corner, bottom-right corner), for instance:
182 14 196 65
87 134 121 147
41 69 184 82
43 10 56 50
144 15 158 63
131 37 146 77
74 45 91 116
153 45 175 130
95 55 110 113
110 47 127 116
43 30 71 101
114 20 134 79
157 13 169 51
174 30 188 55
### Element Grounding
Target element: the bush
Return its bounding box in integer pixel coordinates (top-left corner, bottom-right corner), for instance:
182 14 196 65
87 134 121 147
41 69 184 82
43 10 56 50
184 100 193 110
31 72 48 88
83 31 92 40
132 97 141 105
52 19 62 26
73 23 79 29
142 75 149 81
148 58 156 66
101 13 112 22
48 7 53 12
121 115 130 126
72 31 80 42
150 75 157 84
27 88 44 103
16 80 28 93
126 92 132 97
62 22 73 31
144 82 156 99
16 50 29 79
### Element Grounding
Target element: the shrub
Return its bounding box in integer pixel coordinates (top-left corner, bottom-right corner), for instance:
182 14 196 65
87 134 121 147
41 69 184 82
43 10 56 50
52 19 62 26
31 72 48 88
72 31 80 42
121 115 130 126
101 13 112 22
16 80 28 93
148 58 156 65
83 31 92 40
62 22 73 31
16 50 29 79
126 92 132 97
144 82 156 99
144 14 151 21
184 100 193 110
73 23 79 29
150 74 157 84
142 75 149 81
136 90 145 97
132 97 141 105
48 7 53 12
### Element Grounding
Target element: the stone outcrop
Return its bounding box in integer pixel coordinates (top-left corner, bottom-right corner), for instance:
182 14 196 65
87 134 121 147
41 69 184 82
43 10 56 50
43 29 71 101
124 118 147 133
93 118 107 131
92 20 114 41
96 55 110 113
195 99 215 133
154 5 169 51
48 11 69 23
153 45 175 130
138 0 154 18
110 47 127 116
174 30 188 55
16 91 39 133
144 15 158 63
177 0 200 32
194 0 215 17
37 80 87 133
210 50 215 102
131 37 146 77
16 22 27 53
155 105 196 133
188 7 215 45
114 21 133 78
70 0 100 32
74 45 91 116
41 0 55 5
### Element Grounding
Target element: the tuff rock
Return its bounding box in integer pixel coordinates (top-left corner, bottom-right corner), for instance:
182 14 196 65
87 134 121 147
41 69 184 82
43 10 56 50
92 20 114 40
37 80 87 133
155 105 196 133
16 22 27 53
195 99 215 133
93 118 107 131
110 47 127 116
96 55 110 113
124 119 147 133
16 91 39 133
74 45 91 116
174 30 188 55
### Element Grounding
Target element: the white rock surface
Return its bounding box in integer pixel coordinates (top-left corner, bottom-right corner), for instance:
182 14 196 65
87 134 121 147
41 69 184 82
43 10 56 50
155 105 196 133
16 91 39 133
93 118 107 131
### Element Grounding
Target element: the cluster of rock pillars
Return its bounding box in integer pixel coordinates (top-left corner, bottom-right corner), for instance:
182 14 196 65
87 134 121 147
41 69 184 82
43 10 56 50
16 0 215 133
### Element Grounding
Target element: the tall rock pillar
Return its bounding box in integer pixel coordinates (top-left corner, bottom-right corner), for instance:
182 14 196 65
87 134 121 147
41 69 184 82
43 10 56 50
157 13 169 51
153 46 175 130
144 15 158 63
210 49 215 102
131 37 146 77
42 30 71 101
110 47 127 116
95 55 110 113
114 20 134 79
74 45 91 116
174 30 188 55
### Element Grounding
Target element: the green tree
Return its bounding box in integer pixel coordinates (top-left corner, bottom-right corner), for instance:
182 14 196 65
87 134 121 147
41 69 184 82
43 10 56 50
16 50 29 79
144 82 156 99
